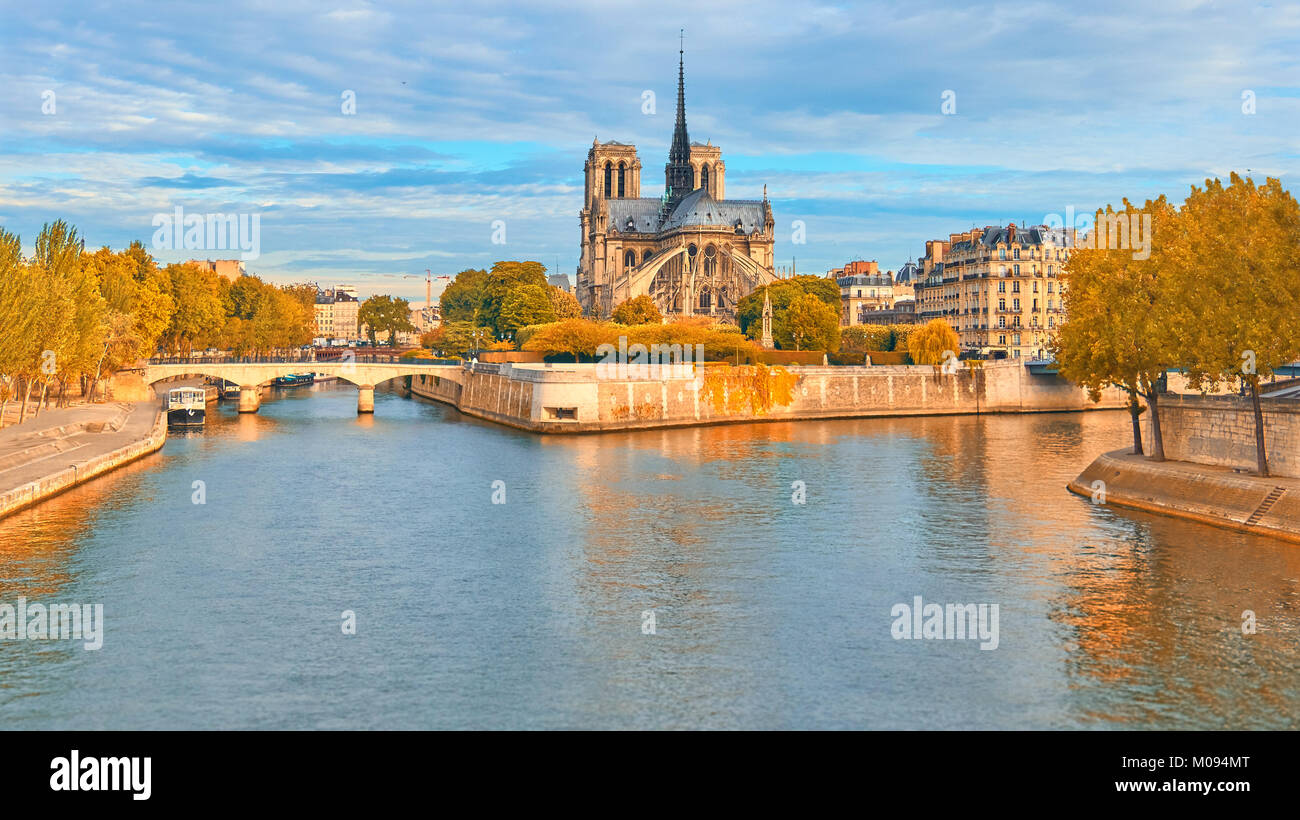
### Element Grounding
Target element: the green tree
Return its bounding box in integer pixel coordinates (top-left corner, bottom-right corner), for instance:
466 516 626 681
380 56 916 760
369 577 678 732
841 325 894 354
780 292 841 351
498 284 557 337
611 294 662 325
439 268 489 324
359 294 416 346
482 261 549 333
735 275 839 339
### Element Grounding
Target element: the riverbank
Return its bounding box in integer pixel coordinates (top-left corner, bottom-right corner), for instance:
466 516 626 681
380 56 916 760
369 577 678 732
0 401 167 521
409 360 1130 433
1068 449 1300 544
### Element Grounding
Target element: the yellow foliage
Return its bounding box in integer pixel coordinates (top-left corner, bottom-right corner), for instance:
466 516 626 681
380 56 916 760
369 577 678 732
701 364 798 415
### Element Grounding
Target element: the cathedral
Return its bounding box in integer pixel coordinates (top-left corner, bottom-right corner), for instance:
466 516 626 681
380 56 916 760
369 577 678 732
577 46 778 321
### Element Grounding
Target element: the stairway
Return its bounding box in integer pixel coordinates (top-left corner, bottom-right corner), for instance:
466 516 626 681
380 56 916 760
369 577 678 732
1246 487 1287 526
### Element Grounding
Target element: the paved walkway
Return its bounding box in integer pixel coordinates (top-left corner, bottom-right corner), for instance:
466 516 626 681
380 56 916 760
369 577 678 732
0 402 160 500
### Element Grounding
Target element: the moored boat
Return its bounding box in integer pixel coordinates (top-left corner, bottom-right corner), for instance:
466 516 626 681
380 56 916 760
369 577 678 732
272 373 316 388
166 387 206 427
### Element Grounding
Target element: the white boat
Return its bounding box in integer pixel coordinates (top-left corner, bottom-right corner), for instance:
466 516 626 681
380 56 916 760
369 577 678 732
167 387 206 427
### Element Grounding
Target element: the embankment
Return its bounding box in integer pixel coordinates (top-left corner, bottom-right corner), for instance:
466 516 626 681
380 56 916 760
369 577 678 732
1068 449 1300 544
410 359 1129 433
0 404 167 520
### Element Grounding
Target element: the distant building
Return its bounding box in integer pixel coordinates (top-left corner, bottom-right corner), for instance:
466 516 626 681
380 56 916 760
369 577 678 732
314 288 360 342
913 224 1074 359
189 259 245 281
858 299 917 326
407 300 442 335
835 260 896 326
547 274 572 293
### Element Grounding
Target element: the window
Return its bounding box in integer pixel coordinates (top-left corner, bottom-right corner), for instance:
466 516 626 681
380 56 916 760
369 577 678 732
603 161 612 197
999 316 1006 328
1013 247 1020 259
1013 334 1021 345
998 335 1006 345
617 162 626 197
1033 282 1039 293
1013 298 1021 310
625 250 636 269
999 249 1006 260
1012 282 1021 293
1047 282 1053 293
701 164 710 195
998 281 1006 293
1013 264 1020 275
998 298 1006 311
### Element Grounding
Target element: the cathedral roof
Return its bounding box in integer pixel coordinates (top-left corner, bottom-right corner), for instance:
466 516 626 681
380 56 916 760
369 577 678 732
607 198 663 233
661 188 766 232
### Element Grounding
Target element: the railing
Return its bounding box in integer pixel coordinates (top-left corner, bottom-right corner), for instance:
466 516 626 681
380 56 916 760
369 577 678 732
147 355 461 366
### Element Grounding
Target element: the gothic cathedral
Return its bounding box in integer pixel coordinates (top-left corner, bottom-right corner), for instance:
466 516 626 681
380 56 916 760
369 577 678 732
576 45 778 321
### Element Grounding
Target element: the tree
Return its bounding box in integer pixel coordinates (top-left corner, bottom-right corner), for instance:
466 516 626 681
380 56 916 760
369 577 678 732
0 228 40 426
1165 174 1300 476
907 319 960 367
482 261 549 333
498 284 556 336
163 262 223 354
841 325 894 354
359 294 416 346
1054 199 1180 458
781 293 840 351
611 294 662 325
735 275 839 339
421 321 490 357
439 268 489 324
549 286 582 319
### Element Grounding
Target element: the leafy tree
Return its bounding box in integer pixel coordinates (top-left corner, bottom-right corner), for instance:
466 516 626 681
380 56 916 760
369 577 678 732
1165 174 1300 475
423 321 492 357
735 275 839 339
1054 199 1180 457
498 284 557 336
439 268 489 324
163 262 224 354
482 261 548 333
907 319 960 367
549 286 582 319
611 294 662 325
781 292 840 351
359 294 416 346
841 325 894 353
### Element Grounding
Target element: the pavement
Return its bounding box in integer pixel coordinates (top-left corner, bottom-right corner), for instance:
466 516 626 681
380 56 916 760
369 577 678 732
0 402 161 500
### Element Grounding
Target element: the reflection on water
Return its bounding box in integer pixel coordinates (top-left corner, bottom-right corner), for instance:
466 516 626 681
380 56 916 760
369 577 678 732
1 382 1298 729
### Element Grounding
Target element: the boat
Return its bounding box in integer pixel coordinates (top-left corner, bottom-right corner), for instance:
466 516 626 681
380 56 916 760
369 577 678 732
272 373 316 388
166 387 206 427
222 381 242 399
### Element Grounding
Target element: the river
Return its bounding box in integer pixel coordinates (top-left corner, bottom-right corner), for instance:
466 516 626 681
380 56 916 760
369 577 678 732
2 381 1298 729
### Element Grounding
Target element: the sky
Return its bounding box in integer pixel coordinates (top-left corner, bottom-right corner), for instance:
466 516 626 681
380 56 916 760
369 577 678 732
1 0 1298 300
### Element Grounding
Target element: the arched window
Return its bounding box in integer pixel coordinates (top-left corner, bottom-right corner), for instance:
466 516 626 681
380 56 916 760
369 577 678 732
617 162 626 198
699 289 711 309
643 250 653 263
603 161 612 198
701 165 710 195
624 250 636 269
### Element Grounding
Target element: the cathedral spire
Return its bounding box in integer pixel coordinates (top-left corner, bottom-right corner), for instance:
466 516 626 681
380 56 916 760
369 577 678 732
664 30 694 214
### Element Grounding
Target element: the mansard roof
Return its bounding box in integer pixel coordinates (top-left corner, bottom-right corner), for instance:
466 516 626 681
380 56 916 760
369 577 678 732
661 188 766 232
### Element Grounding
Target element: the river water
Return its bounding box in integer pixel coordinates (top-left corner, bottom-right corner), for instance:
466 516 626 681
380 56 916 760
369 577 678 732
2 382 1297 729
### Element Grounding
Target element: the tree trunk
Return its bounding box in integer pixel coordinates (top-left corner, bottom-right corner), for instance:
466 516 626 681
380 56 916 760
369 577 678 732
19 379 33 423
35 381 49 417
1129 392 1144 456
1145 388 1165 461
1249 378 1269 477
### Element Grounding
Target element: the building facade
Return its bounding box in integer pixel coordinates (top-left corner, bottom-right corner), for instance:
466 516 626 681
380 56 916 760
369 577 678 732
576 47 777 321
314 288 360 342
833 260 896 326
914 224 1072 359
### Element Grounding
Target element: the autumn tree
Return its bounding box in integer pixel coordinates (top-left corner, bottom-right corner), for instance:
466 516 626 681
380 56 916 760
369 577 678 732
1054 199 1180 457
781 292 840 351
549 286 582 319
735 275 839 340
1165 174 1300 476
907 319 960 367
498 284 557 336
611 294 662 326
439 268 489 325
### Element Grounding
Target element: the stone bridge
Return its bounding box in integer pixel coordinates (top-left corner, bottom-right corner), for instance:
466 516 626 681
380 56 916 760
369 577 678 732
143 358 463 414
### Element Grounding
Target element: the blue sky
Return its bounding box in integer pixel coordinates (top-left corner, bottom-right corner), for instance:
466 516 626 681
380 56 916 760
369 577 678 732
2 0 1298 300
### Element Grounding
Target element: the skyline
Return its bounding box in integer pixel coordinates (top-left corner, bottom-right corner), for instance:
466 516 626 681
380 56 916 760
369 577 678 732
2 1 1299 299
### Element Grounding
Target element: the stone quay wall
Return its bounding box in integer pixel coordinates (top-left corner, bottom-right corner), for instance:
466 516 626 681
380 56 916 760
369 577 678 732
1143 393 1300 479
410 360 1129 433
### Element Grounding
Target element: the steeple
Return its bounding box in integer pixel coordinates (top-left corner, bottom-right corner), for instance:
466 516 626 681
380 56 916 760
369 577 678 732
664 30 694 214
